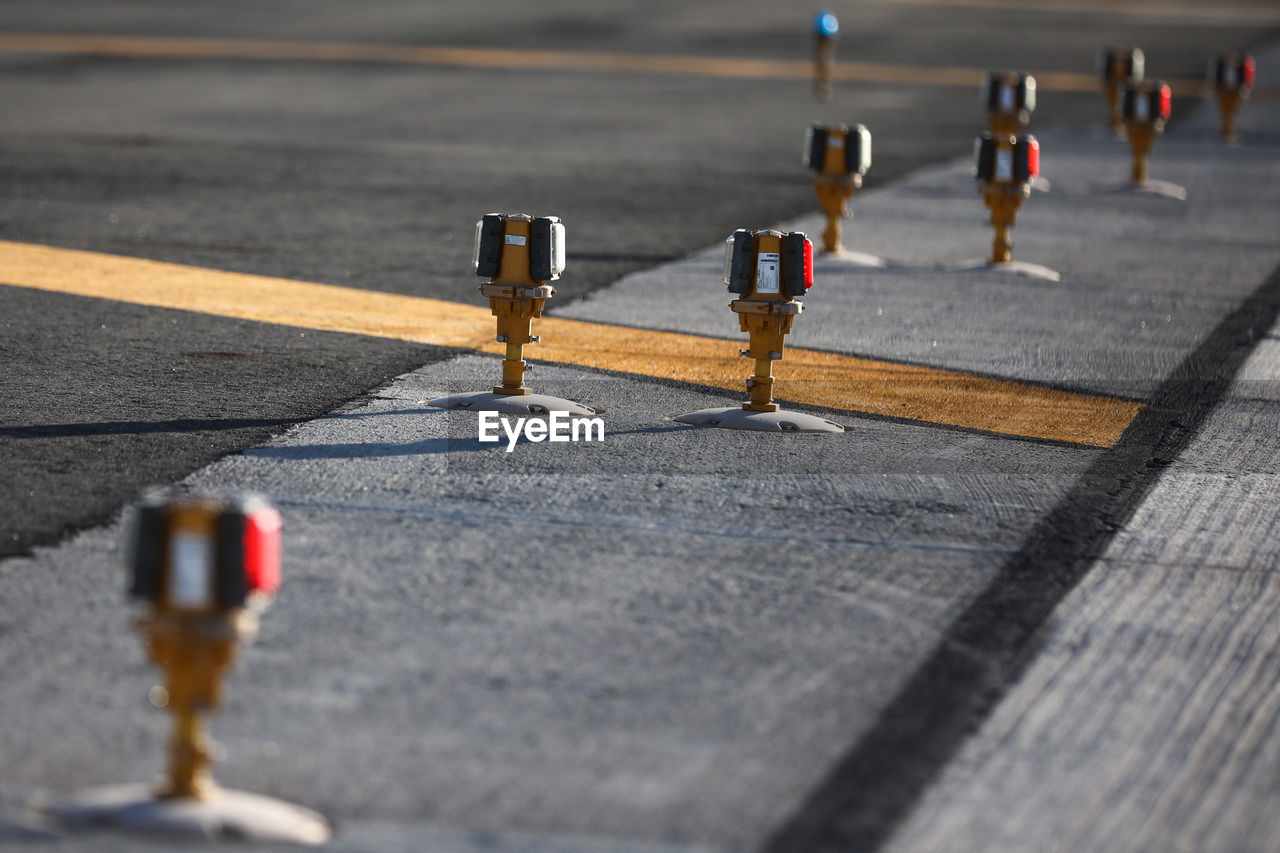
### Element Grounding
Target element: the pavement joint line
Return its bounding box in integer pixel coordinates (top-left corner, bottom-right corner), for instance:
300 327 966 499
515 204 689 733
0 239 1139 447
0 32 1269 100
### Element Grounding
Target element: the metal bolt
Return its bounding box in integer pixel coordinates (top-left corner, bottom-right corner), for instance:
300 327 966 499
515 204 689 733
496 334 508 343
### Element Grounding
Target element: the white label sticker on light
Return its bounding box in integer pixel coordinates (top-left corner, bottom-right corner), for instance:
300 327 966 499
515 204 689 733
756 252 781 294
1224 66 1237 87
999 83 1016 112
996 149 1013 182
828 135 845 148
504 234 527 246
169 532 213 608
1135 94 1149 121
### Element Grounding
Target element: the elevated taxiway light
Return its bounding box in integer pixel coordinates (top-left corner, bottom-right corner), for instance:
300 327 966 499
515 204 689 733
473 213 564 396
126 494 282 799
1210 53 1254 143
983 71 1036 136
804 122 871 255
675 229 842 433
1099 46 1145 133
813 10 839 101
40 493 329 843
1121 79 1171 186
974 131 1039 266
429 213 596 416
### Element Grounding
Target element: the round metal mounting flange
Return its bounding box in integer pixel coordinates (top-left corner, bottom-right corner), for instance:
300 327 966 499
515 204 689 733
1092 179 1187 200
673 406 843 433
948 259 1062 282
427 391 600 416
37 784 331 845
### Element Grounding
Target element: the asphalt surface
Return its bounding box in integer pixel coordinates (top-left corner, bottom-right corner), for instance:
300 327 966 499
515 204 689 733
3 2 1280 852
3 0 1278 557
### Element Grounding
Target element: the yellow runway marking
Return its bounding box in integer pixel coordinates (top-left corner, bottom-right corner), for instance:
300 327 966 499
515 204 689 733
0 241 1140 447
0 32 1260 100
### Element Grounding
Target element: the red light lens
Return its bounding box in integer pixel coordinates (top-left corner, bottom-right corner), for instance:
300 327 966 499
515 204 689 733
803 238 814 289
1026 137 1040 179
1243 56 1255 87
243 507 281 596
1158 84 1171 120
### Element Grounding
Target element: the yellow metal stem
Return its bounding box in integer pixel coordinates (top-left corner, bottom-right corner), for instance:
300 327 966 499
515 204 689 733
747 356 776 411
812 176 857 255
813 38 834 101
165 705 212 799
982 185 1024 265
1217 89 1241 142
140 610 239 801
1126 123 1155 185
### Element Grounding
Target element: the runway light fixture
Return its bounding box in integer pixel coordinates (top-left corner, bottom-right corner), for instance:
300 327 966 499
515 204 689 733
974 131 1040 265
983 70 1036 135
804 122 872 254
813 9 839 101
1098 46 1145 133
1121 79 1171 185
676 229 841 433
1210 52 1254 142
431 213 597 416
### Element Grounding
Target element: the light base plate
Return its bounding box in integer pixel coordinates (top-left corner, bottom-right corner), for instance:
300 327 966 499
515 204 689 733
428 391 600 416
948 259 1062 281
37 783 330 845
818 249 887 267
673 406 844 433
1093 179 1188 201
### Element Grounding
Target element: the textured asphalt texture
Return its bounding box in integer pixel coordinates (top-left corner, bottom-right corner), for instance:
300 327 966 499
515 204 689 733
2 0 1277 558
3 3 1280 852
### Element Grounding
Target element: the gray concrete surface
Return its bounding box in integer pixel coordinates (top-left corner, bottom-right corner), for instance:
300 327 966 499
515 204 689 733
884 330 1280 853
2 38 1279 852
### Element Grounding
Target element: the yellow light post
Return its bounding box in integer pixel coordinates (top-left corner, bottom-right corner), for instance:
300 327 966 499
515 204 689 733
675 229 842 433
1099 47 1144 134
429 212 597 415
813 10 839 101
1113 78 1186 200
956 132 1059 280
40 493 330 844
804 122 872 256
975 132 1038 265
1210 52 1254 143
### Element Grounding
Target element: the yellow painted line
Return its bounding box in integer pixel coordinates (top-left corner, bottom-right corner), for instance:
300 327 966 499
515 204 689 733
0 240 1140 447
0 32 1257 100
